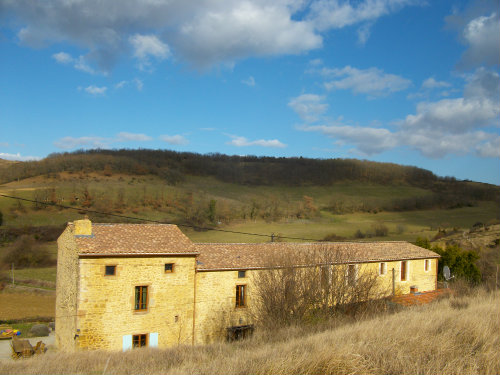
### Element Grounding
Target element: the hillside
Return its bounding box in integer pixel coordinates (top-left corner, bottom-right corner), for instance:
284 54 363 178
1 290 498 375
0 158 18 169
0 149 498 243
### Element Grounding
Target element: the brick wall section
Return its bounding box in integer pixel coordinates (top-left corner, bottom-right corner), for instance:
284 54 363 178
55 226 80 352
76 256 196 350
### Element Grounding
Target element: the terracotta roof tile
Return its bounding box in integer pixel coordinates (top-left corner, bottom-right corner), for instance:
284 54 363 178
195 242 440 271
72 223 198 256
391 289 450 306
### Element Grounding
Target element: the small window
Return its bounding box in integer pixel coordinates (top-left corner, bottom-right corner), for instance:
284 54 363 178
105 265 116 276
165 263 174 273
347 265 357 286
379 262 387 276
236 285 246 308
238 270 246 278
424 259 430 272
401 261 408 281
134 286 148 311
132 334 147 348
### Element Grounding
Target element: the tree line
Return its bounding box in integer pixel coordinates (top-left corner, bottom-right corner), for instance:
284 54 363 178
1 149 497 204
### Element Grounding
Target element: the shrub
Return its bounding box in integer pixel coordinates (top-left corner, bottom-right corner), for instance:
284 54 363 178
322 233 346 241
30 324 50 337
353 229 365 239
372 223 389 237
2 235 53 268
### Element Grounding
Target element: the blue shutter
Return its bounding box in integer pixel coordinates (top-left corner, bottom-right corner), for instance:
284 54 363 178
122 335 132 351
149 332 158 347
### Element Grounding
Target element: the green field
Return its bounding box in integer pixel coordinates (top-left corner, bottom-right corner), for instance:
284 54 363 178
1 172 498 243
8 267 57 283
184 201 499 243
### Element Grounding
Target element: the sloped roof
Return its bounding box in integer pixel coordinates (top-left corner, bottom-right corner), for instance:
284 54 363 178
72 223 198 256
195 242 440 271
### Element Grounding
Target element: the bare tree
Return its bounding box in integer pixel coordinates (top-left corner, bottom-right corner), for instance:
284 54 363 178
252 244 387 327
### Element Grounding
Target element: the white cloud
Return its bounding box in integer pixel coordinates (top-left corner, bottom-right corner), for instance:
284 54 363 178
309 58 323 66
52 52 96 74
288 94 329 122
0 142 9 147
308 0 417 31
400 128 492 158
356 22 372 45
133 78 144 91
401 68 500 133
477 135 500 158
295 68 500 159
82 85 107 96
114 78 143 91
176 2 322 67
115 81 128 89
421 77 451 89
241 76 256 87
129 34 170 70
322 66 411 97
227 135 286 148
0 152 41 161
462 12 500 67
116 132 152 142
53 136 108 150
4 0 419 68
52 52 73 64
160 134 189 145
299 124 397 155
74 56 96 74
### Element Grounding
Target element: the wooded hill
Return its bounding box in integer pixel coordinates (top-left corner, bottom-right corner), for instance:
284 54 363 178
0 149 497 188
0 149 498 248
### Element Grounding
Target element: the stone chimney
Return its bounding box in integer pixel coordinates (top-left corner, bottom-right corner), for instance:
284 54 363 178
74 216 92 236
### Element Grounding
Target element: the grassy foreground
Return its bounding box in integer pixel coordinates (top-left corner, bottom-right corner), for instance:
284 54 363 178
1 290 498 375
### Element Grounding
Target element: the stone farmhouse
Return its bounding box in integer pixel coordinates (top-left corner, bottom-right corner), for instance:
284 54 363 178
55 219 440 351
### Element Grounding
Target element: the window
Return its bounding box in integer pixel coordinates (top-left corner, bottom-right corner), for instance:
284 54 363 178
379 262 387 276
321 266 332 288
165 263 174 273
105 265 116 276
134 286 148 311
236 285 246 308
132 334 147 348
347 264 357 286
238 270 246 278
401 261 408 281
424 259 430 272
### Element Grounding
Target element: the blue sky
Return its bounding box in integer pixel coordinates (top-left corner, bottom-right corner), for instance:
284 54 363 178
1 0 499 184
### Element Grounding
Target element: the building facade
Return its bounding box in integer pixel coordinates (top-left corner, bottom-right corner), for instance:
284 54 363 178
56 219 439 351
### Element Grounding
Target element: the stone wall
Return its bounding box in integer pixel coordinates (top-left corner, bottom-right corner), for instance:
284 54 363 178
55 225 79 352
193 258 437 344
76 256 196 350
194 269 255 345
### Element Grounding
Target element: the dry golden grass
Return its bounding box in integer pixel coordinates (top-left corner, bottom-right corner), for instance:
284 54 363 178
0 291 55 320
1 290 498 375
